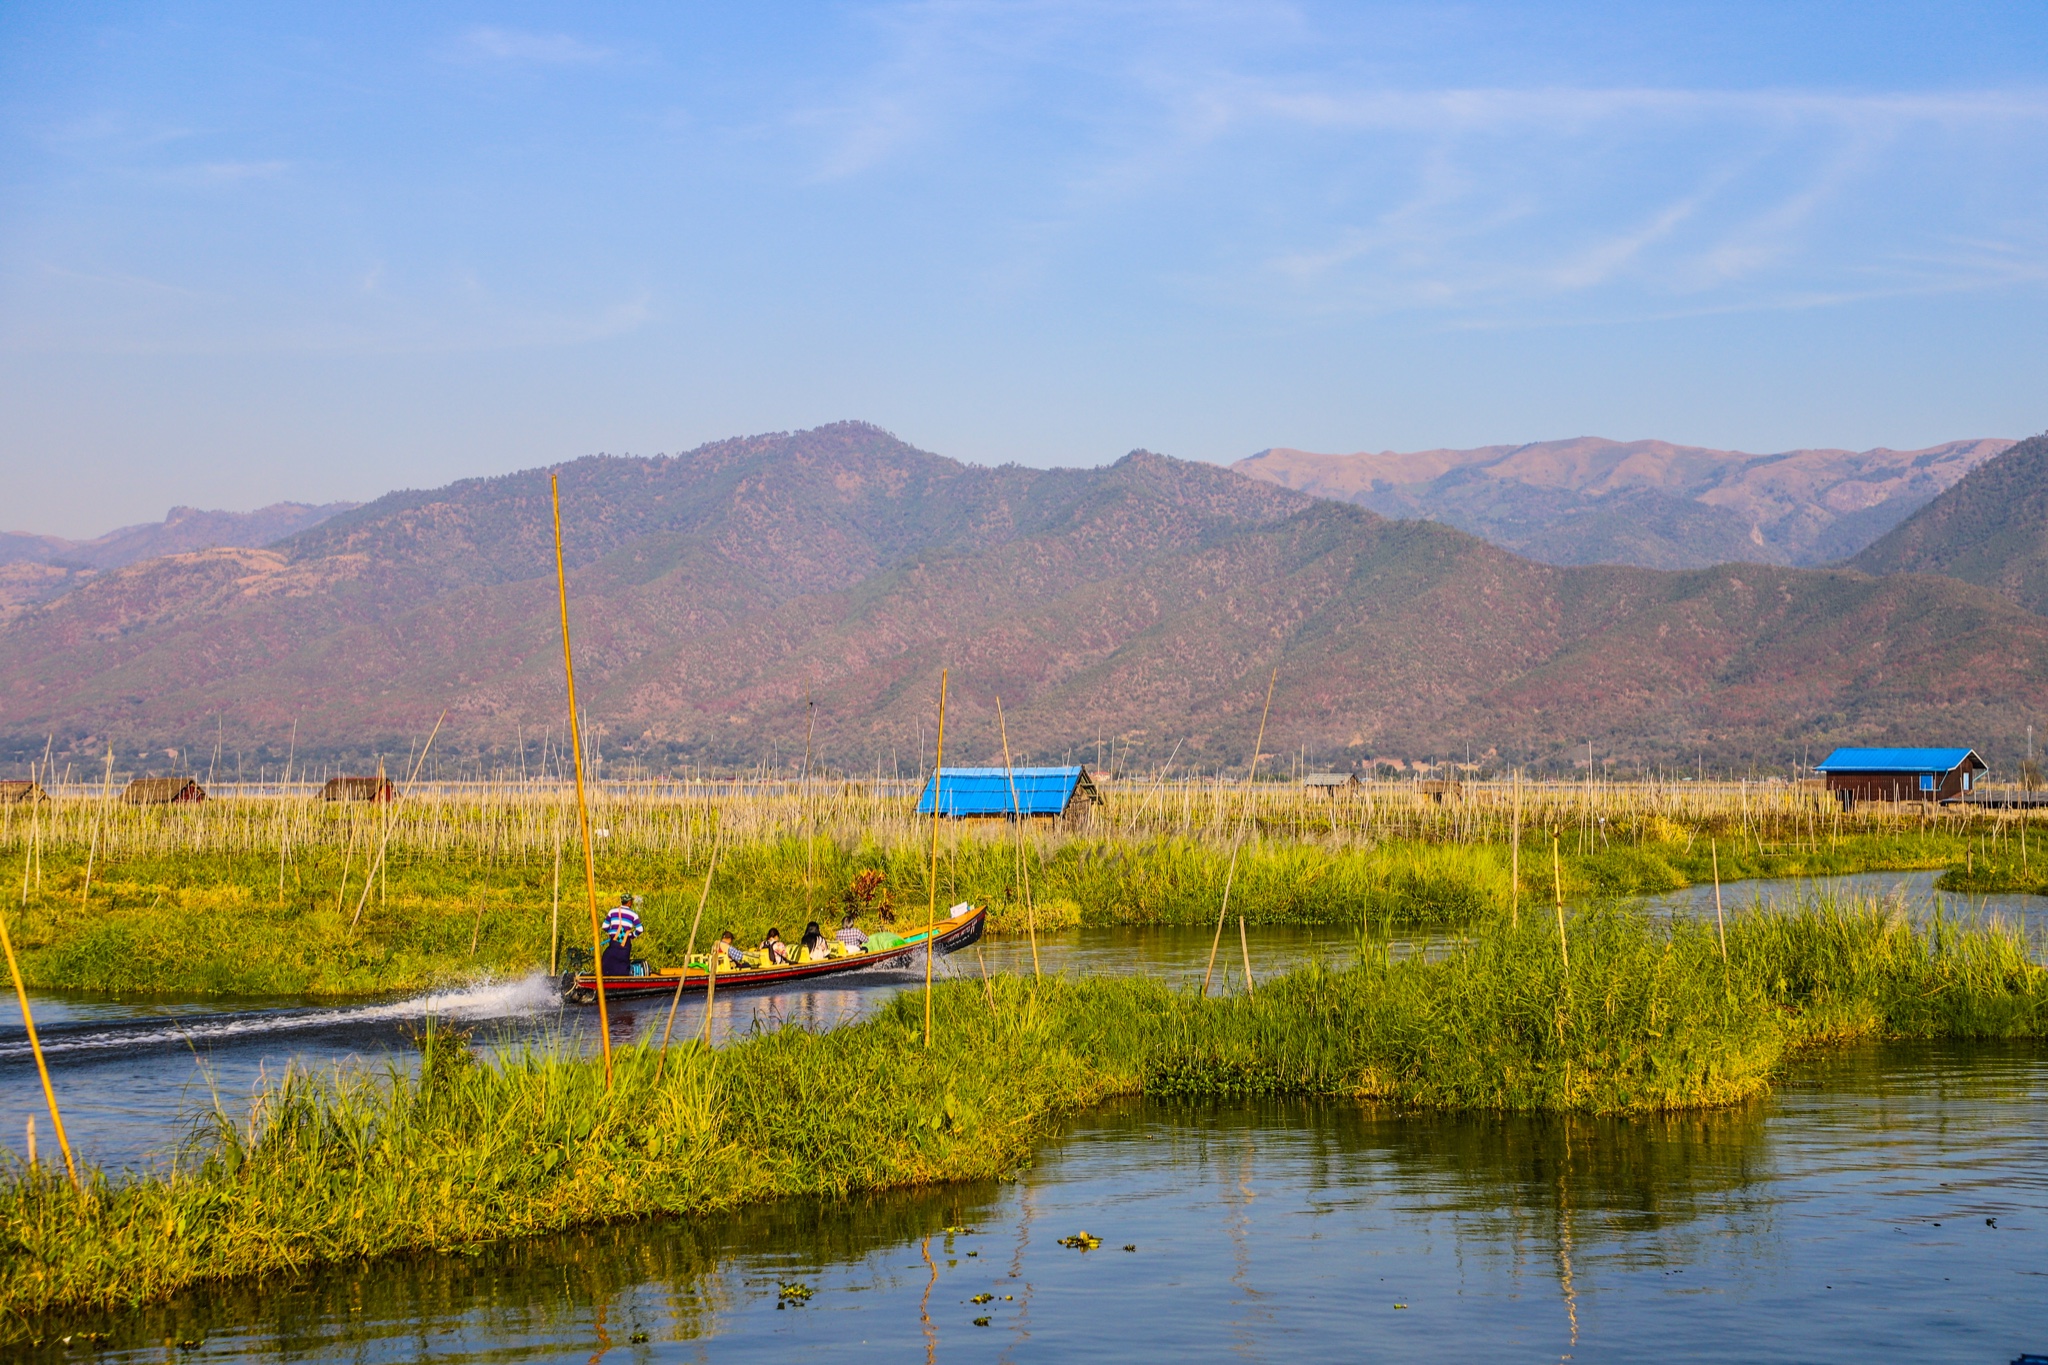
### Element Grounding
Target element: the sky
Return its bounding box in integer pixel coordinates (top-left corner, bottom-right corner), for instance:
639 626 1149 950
3 1 2046 538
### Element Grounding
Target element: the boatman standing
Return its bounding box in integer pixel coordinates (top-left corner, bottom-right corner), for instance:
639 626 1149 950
600 894 644 977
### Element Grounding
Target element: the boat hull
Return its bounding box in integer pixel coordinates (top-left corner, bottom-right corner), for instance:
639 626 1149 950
562 904 988 1004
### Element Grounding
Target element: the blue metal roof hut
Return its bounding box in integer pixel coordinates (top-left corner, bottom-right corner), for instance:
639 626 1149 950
916 766 1104 819
1813 747 1985 807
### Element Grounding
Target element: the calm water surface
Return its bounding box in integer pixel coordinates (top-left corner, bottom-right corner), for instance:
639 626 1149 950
18 1041 2047 1363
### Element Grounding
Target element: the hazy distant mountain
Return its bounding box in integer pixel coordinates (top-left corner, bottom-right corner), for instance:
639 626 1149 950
1235 437 2013 570
2 422 2042 776
1851 433 2048 615
0 501 360 620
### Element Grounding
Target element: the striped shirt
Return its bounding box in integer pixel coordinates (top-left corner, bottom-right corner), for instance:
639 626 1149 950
602 905 643 946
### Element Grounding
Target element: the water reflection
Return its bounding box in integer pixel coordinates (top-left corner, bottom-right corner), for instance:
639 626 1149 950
21 1040 2044 1363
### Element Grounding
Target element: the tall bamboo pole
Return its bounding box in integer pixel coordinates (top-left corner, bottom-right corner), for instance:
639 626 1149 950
800 696 816 921
995 696 1038 980
1510 769 1522 928
923 669 948 1049
351 713 443 929
659 838 720 1079
1203 668 1277 996
552 474 612 1083
0 905 76 1188
1711 839 1726 961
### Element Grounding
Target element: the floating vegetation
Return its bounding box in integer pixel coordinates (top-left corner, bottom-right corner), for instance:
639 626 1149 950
1 888 2042 1334
0 777 1999 996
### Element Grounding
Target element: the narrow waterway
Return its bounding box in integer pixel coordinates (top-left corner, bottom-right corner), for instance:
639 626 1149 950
19 1039 2047 1363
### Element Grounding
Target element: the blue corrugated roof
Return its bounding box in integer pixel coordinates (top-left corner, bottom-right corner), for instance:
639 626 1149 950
916 766 1096 816
1813 747 1984 774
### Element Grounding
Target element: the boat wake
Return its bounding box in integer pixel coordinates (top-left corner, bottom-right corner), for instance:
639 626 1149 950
0 973 565 1063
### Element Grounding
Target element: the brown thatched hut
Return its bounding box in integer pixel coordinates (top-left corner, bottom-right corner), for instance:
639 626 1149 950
0 780 48 804
122 777 206 805
321 775 396 803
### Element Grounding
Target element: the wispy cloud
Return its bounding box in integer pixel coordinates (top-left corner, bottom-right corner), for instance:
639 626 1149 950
787 2 2048 325
158 160 291 185
454 27 616 66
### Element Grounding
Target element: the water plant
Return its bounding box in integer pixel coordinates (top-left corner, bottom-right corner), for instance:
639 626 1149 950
0 773 2008 996
1 893 2041 1334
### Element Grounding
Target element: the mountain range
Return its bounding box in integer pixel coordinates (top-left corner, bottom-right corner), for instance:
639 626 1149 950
2 422 2042 776
1850 433 2048 617
0 502 360 622
1234 437 2013 570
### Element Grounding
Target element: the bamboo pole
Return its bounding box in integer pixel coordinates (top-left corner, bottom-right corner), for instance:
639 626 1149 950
278 723 296 904
659 838 721 1079
1203 668 1277 996
1510 769 1521 929
1238 915 1255 998
550 810 562 975
700 928 720 1047
923 669 948 1049
351 713 443 929
800 696 816 922
995 696 1038 980
80 749 112 906
1711 839 1726 961
0 902 77 1188
552 473 613 1084
1552 834 1568 971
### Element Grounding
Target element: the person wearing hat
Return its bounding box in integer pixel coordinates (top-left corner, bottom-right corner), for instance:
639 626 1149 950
600 893 644 977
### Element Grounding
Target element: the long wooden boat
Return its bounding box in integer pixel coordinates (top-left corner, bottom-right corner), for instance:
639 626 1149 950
559 903 988 1004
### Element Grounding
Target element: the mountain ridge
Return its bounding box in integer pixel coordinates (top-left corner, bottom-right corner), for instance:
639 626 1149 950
3 423 2042 775
1849 432 2048 615
0 501 361 623
1235 436 2013 570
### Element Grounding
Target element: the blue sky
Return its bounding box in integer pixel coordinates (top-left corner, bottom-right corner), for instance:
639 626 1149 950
4 1 2045 536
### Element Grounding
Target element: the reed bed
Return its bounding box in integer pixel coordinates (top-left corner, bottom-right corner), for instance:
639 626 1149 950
1 776 2023 996
2 774 2022 867
2 892 2042 1334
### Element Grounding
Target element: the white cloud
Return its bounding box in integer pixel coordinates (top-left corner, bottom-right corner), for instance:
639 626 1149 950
455 27 615 66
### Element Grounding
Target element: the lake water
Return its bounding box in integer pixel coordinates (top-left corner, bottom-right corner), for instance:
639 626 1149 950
18 1040 2047 1363
4 873 2046 1359
2 870 2043 1172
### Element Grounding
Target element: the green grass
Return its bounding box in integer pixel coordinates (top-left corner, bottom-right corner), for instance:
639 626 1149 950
3 895 2042 1335
0 821 1981 998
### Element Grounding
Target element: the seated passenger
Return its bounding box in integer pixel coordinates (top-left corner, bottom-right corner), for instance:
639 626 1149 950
799 921 830 961
834 912 869 953
714 931 749 970
762 927 792 965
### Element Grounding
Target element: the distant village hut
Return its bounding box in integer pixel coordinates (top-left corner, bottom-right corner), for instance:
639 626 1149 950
1417 779 1464 805
1303 772 1360 796
1814 747 1984 809
917 766 1103 822
122 777 207 805
0 781 49 805
321 775 397 803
